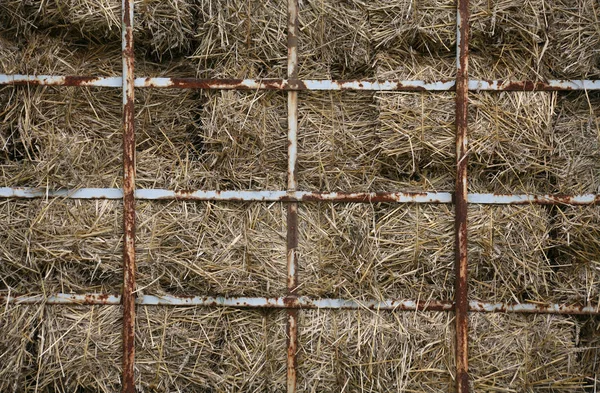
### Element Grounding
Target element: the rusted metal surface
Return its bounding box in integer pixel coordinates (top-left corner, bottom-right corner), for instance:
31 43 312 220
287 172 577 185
4 74 600 91
455 0 470 391
4 294 599 315
4 187 600 206
0 74 122 87
121 0 136 392
286 0 299 391
0 293 121 305
468 79 600 91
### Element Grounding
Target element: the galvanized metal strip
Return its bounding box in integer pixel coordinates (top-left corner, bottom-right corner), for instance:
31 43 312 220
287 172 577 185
3 74 600 91
2 294 599 315
0 74 122 87
455 0 470 391
3 188 600 205
286 0 300 391
121 0 136 392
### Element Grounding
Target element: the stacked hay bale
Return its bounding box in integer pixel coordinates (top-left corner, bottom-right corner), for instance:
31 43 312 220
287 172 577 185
552 207 600 305
136 89 288 191
368 0 456 80
297 92 384 192
0 304 42 393
469 313 596 391
467 204 554 303
36 306 123 392
299 203 455 301
191 0 287 78
470 0 600 80
298 310 455 392
298 1 371 78
136 201 287 296
375 92 456 192
0 199 123 296
0 0 196 62
136 307 286 392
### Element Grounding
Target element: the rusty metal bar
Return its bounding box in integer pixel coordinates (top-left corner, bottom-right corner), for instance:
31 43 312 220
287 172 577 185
3 188 600 205
2 294 599 315
455 0 470 391
3 74 600 91
286 0 299 391
121 0 136 392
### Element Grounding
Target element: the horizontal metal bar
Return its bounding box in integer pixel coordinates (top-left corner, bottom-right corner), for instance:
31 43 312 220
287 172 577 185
1 187 599 205
2 74 600 91
2 294 598 314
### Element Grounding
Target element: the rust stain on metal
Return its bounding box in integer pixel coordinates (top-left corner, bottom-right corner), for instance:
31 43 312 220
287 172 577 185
121 0 136 392
495 80 574 91
455 0 470 392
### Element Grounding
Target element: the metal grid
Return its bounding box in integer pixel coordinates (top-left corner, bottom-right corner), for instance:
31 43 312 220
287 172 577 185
0 0 599 392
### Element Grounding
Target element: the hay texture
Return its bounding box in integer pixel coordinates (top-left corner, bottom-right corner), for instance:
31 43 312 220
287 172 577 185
298 310 455 392
468 204 554 304
0 86 122 189
470 0 600 79
469 313 597 391
468 92 600 194
299 203 454 301
36 305 122 393
136 306 286 392
298 92 383 192
0 0 196 61
552 207 600 305
0 304 43 393
136 201 287 296
191 0 287 78
0 199 123 296
136 89 287 191
375 92 455 192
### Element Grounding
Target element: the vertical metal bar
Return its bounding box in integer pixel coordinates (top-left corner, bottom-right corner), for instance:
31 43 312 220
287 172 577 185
121 0 136 392
455 0 470 392
286 0 299 391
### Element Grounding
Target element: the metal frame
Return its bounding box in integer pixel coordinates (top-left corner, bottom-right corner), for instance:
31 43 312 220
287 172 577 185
1 0 600 392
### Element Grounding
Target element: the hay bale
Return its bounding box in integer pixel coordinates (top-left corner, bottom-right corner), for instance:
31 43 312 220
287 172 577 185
136 201 287 296
470 0 600 79
578 316 600 388
36 305 122 392
468 92 555 194
469 313 588 391
136 89 287 191
0 32 121 76
551 92 600 194
552 206 600 305
0 0 196 60
374 50 456 81
366 0 455 53
298 310 455 392
136 306 286 392
469 92 600 194
468 205 553 303
298 0 371 78
299 203 454 301
190 0 287 78
0 199 123 296
297 92 386 192
375 92 455 192
0 304 43 393
0 86 122 189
